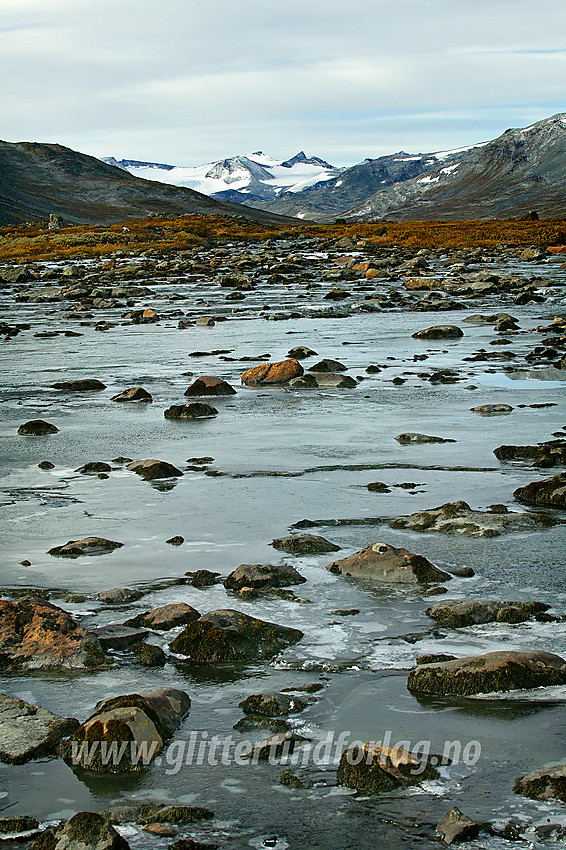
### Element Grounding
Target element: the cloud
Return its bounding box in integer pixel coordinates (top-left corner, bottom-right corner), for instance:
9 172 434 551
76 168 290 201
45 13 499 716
1 0 565 164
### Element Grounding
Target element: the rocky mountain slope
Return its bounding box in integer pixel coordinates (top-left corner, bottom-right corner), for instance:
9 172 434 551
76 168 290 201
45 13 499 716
0 141 297 227
342 114 566 221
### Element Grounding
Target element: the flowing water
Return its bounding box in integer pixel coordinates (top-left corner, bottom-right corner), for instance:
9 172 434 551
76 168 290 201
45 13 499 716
1 244 566 848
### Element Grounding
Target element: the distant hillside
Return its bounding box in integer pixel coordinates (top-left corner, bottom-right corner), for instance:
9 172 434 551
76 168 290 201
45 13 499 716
342 114 566 221
0 141 297 227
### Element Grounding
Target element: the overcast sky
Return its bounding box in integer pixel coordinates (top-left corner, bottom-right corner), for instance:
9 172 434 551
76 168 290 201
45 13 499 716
2 0 565 166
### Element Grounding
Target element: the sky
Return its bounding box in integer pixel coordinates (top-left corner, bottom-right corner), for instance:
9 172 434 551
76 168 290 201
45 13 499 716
1 0 566 167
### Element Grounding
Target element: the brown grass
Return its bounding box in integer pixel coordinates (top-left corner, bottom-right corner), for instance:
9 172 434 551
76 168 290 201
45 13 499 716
1 215 565 262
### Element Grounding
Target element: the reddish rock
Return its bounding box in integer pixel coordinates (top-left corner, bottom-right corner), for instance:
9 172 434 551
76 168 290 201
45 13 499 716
0 597 110 671
241 359 303 386
184 376 236 396
111 387 152 402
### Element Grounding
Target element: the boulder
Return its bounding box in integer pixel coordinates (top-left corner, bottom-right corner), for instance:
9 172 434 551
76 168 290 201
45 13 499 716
248 731 308 761
111 387 152 402
98 587 143 604
294 372 357 388
169 609 303 662
0 597 110 671
52 379 106 391
270 534 340 555
494 440 566 467
436 808 480 845
146 806 214 824
76 461 112 474
239 692 307 716
127 459 183 480
166 535 184 545
164 403 218 420
426 599 549 628
403 277 443 290
49 537 123 558
62 687 191 772
471 404 513 415
224 563 306 592
514 763 566 801
308 358 347 372
412 325 464 340
92 625 149 650
390 500 562 537
18 419 59 435
395 433 456 444
287 346 317 359
326 542 451 584
0 816 40 840
131 642 166 667
514 472 566 509
184 377 236 396
241 359 303 386
336 744 439 794
407 650 566 696
29 813 129 850
125 603 201 631
0 694 79 764
185 569 221 588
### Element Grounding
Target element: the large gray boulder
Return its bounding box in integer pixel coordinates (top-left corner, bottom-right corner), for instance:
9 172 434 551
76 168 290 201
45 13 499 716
0 695 79 764
224 563 306 592
514 763 566 801
326 542 451 584
30 812 129 850
169 609 303 662
408 650 566 696
62 688 191 772
125 603 201 631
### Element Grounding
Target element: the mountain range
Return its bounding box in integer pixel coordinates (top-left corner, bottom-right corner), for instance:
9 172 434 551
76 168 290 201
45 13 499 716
1 114 565 227
104 113 566 221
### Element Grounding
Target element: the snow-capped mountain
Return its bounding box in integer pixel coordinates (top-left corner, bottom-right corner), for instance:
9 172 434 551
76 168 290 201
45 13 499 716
102 151 341 206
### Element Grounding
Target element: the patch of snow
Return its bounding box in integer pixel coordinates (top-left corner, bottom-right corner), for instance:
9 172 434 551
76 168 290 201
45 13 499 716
434 141 487 161
393 156 423 162
418 174 440 184
440 163 460 175
335 179 344 186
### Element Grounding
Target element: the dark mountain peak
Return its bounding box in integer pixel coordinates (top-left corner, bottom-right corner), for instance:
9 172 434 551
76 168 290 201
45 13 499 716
102 157 175 171
280 151 335 169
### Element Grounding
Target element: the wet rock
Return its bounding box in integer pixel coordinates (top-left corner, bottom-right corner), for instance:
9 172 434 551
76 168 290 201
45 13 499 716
18 420 59 435
249 731 308 761
513 763 566 801
416 653 458 665
412 325 463 340
0 694 79 764
395 433 456 444
494 439 566 467
287 346 317 359
132 308 159 323
520 246 547 261
279 769 306 788
169 609 303 662
436 808 480 845
111 387 152 402
125 603 201 631
49 537 123 558
0 816 40 839
62 687 191 772
390 500 562 537
367 481 391 492
270 534 340 555
514 472 566 509
404 277 443 290
170 840 219 850
308 358 347 372
185 570 221 588
326 542 451 584
184 376 236 396
224 563 306 592
239 692 307 716
98 587 143 604
241 359 303 386
336 744 439 794
38 460 55 469
407 650 566 696
332 608 360 616
444 564 475 577
166 535 184 546
131 642 166 667
51 379 106 391
127 459 183 479
164 403 218 420
148 807 214 825
142 824 177 837
0 597 110 671
30 812 129 850
76 461 112 474
92 625 149 650
471 404 513 414
425 599 549 628
195 316 215 326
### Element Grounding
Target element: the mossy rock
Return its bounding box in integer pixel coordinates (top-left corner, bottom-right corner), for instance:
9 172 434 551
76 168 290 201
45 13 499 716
337 744 439 794
514 763 566 801
0 816 40 835
149 806 214 824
